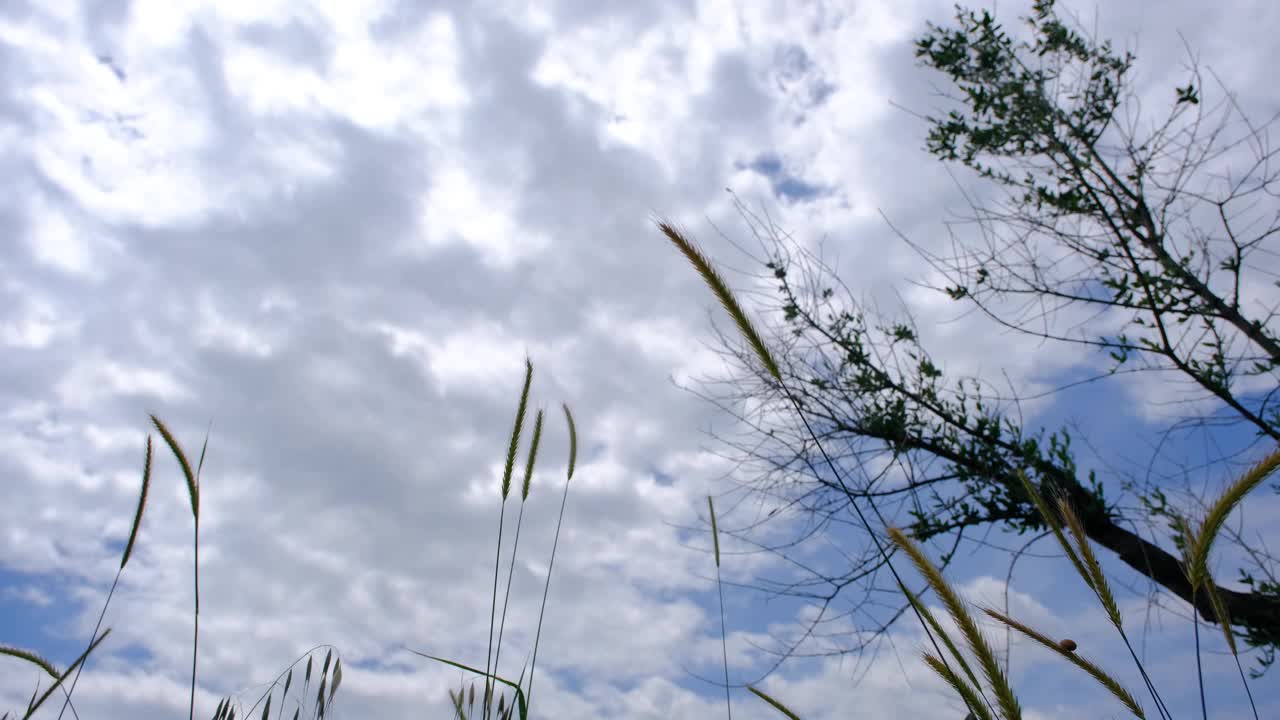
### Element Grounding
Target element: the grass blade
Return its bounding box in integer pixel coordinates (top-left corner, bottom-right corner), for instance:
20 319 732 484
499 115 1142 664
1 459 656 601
404 650 528 720
708 496 733 719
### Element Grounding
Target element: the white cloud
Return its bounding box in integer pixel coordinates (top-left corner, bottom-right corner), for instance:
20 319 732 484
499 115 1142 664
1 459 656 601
1 0 1277 719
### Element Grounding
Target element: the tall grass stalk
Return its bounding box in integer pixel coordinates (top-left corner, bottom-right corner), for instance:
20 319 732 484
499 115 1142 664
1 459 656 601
707 496 732 720
409 358 578 720
149 415 207 720
482 358 533 720
523 403 577 713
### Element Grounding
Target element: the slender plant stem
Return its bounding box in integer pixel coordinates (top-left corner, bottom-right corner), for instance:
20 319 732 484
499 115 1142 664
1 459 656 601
493 501 528 710
527 462 574 714
484 502 508 720
716 555 732 719
190 518 199 720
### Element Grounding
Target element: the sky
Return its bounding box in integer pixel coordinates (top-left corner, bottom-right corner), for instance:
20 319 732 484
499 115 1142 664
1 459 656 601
2 0 1279 718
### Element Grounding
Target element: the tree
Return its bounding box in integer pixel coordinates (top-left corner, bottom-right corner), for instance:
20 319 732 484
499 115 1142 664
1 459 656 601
682 0 1280 681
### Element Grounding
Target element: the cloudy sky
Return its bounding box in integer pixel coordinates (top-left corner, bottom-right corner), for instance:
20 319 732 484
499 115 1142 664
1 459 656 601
3 0 1279 718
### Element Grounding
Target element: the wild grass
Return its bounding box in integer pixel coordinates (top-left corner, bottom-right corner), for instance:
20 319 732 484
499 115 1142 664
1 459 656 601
1 219 1274 719
0 414 342 720
652 220 1270 720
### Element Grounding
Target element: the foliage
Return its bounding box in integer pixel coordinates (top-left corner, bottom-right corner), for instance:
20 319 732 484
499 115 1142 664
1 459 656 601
676 0 1280 683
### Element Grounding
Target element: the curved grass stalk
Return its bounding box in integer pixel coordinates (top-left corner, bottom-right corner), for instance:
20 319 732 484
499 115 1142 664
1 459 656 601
150 415 206 720
525 403 577 715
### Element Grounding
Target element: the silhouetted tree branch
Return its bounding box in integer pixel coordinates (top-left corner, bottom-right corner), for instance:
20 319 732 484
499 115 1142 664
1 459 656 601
682 0 1280 681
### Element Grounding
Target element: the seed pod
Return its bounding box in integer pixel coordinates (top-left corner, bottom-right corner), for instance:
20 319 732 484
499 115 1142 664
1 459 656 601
1059 638 1077 652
